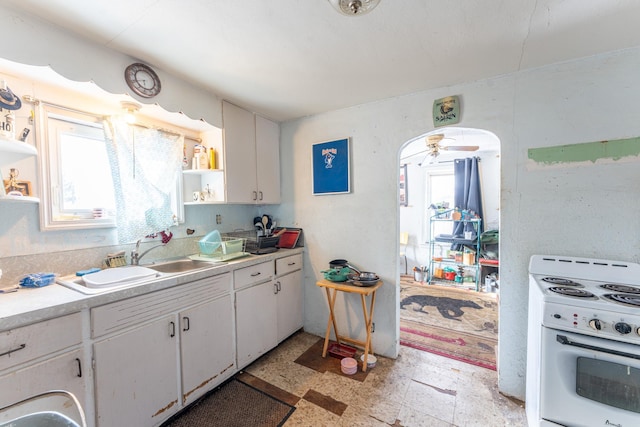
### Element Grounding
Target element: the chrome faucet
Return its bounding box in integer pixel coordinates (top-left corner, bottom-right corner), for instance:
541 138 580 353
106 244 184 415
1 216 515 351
131 230 173 265
131 240 165 265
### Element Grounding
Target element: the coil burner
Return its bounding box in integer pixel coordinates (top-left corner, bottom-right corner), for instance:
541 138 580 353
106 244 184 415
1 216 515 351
547 287 596 299
599 284 640 294
602 293 640 307
542 277 583 287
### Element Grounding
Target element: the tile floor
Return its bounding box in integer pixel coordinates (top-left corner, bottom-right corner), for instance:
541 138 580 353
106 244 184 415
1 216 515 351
241 331 527 426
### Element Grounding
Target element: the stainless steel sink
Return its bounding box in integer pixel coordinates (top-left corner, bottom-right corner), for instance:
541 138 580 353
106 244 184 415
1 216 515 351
0 391 86 427
146 258 224 273
57 258 226 295
0 411 81 427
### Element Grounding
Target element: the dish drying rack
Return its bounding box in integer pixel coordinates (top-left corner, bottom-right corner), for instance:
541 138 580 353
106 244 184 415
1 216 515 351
224 230 280 254
195 234 248 261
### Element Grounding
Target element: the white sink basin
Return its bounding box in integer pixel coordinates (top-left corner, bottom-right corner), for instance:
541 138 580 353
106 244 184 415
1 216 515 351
81 266 158 288
57 266 164 295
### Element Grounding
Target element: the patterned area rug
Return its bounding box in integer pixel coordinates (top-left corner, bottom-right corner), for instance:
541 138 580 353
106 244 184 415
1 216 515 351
400 279 498 370
162 379 295 427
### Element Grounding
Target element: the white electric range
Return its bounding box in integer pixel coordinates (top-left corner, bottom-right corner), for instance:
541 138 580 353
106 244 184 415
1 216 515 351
527 255 640 427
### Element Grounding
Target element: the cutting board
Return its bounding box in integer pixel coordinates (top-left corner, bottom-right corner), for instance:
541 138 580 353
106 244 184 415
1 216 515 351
277 230 300 249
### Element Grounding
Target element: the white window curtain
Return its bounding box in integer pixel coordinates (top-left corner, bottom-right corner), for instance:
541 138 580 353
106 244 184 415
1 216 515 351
103 118 183 243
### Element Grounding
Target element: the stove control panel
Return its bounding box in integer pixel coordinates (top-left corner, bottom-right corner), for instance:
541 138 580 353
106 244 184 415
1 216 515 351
543 302 640 345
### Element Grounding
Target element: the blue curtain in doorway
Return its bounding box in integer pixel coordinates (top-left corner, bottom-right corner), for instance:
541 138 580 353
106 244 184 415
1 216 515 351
453 157 483 238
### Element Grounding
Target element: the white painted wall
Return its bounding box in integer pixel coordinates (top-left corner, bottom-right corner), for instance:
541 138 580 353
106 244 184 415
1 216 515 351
273 47 640 399
4 3 640 401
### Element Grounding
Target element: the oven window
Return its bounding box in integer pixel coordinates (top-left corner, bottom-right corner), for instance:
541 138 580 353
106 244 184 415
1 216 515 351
577 357 640 413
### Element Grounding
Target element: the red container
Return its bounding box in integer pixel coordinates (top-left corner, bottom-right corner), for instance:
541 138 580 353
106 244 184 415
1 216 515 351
444 271 456 281
277 230 301 248
328 343 357 359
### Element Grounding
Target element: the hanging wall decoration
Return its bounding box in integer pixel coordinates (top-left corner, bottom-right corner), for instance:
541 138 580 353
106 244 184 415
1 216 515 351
433 95 460 127
312 137 350 195
399 164 408 206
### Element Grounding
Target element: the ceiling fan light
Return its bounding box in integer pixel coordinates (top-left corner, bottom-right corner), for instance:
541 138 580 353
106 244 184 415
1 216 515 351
426 133 445 144
328 0 381 16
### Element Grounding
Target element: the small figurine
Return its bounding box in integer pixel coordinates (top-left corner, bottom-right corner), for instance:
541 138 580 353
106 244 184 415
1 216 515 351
6 168 19 192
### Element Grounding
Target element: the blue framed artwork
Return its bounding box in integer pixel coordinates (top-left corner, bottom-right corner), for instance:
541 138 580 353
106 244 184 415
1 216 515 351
312 138 350 195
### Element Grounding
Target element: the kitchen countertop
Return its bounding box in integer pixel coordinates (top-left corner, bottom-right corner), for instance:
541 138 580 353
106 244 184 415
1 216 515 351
0 248 303 331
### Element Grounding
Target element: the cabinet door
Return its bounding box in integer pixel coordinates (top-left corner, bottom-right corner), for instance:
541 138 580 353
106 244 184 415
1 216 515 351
93 315 179 427
235 281 277 369
276 269 303 343
255 115 280 204
180 295 234 406
0 348 85 410
222 101 257 203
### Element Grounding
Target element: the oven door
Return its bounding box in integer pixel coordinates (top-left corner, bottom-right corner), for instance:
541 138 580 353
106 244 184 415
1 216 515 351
540 327 640 427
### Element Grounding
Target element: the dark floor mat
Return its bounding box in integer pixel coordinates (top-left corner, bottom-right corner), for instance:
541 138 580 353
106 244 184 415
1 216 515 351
294 338 370 382
162 379 295 427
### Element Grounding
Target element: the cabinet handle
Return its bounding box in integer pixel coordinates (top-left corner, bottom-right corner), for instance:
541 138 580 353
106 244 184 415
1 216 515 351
182 316 190 332
287 262 296 266
250 272 261 277
258 191 263 200
75 358 82 378
252 191 258 201
169 321 176 338
274 282 279 294
0 343 26 357
277 281 281 292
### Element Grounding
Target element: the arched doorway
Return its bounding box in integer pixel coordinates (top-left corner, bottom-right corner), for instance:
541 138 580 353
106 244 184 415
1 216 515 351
397 126 501 369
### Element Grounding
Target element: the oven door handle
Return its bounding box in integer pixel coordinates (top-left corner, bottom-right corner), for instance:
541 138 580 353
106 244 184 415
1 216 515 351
557 334 640 360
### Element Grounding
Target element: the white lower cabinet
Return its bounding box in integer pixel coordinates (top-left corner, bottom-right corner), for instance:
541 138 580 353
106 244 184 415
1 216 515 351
93 315 178 427
235 280 278 369
180 295 234 406
276 253 304 343
0 312 86 411
91 273 233 427
276 269 303 343
0 347 86 410
235 254 304 369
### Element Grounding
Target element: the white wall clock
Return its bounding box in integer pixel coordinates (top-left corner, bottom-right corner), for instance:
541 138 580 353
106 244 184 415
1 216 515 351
124 63 161 98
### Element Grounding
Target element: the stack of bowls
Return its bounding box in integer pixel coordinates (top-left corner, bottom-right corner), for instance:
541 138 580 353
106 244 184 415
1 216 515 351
360 354 377 369
340 357 357 375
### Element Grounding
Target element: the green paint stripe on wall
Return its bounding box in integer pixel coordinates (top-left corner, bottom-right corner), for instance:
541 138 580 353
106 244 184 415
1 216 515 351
528 138 640 164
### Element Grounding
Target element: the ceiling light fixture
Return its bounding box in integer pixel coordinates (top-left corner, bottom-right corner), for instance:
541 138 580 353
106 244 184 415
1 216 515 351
328 0 380 16
121 101 141 124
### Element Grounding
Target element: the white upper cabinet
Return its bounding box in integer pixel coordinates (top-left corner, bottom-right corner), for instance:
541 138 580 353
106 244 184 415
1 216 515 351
255 114 281 204
222 101 280 204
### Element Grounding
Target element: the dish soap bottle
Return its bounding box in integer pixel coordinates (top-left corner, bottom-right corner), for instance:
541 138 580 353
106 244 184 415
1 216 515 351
208 148 216 170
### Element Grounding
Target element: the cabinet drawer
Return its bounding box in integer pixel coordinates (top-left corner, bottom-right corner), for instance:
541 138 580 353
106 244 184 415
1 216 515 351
92 273 231 338
0 312 82 371
276 254 303 277
233 261 273 290
0 348 85 409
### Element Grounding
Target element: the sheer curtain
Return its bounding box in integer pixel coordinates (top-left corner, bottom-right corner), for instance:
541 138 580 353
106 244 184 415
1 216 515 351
453 157 484 237
103 118 183 243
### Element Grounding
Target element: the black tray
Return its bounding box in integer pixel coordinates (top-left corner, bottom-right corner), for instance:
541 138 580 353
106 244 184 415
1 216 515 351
245 235 280 254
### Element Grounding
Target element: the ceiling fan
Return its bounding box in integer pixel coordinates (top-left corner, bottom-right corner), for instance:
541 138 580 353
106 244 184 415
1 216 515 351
425 134 479 158
410 133 480 166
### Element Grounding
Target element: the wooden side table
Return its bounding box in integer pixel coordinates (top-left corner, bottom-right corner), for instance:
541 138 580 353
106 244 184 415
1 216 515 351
316 279 383 372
